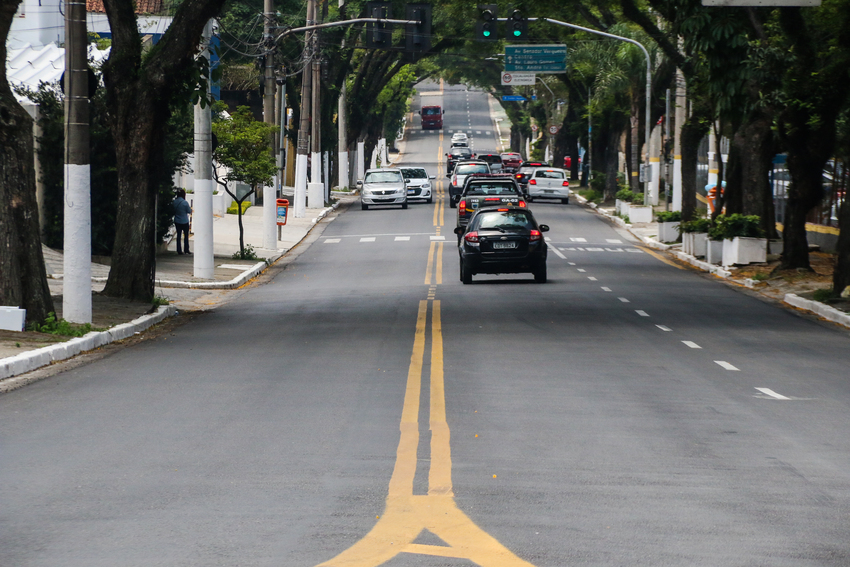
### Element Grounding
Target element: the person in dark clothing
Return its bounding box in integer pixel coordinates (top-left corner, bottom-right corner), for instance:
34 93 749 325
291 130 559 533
173 189 193 255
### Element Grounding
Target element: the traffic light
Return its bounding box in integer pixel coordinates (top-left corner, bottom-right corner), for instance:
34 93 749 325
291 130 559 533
476 4 498 42
405 3 432 53
507 9 527 42
366 2 393 49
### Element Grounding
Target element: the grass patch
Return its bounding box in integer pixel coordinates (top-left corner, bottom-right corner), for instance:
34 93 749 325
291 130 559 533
578 189 602 204
152 296 170 307
226 201 252 215
813 288 835 302
232 244 260 261
29 312 104 337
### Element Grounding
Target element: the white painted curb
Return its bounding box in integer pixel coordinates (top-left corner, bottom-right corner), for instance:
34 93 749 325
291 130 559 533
0 305 177 390
784 293 850 329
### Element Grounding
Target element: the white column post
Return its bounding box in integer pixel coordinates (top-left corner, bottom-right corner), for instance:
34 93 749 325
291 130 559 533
193 20 214 278
649 122 661 206
357 140 365 180
672 70 685 212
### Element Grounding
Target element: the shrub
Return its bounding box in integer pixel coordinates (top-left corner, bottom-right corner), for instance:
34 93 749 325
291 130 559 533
678 218 712 234
616 189 634 202
813 288 835 302
589 172 606 193
29 312 102 337
656 211 682 223
578 189 602 203
227 201 252 215
631 193 644 205
232 243 260 260
708 214 764 240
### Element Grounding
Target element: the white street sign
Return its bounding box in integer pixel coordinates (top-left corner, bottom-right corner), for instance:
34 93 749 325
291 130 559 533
531 124 539 132
501 71 535 86
548 125 559 135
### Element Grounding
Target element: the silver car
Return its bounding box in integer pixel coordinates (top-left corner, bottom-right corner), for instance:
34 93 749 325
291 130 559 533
400 167 435 204
527 167 570 204
358 168 408 210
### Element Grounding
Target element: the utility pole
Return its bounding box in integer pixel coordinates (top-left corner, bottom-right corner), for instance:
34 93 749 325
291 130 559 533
194 20 214 280
308 5 324 209
293 0 315 218
63 0 91 323
673 69 685 212
262 0 278 249
338 67 349 190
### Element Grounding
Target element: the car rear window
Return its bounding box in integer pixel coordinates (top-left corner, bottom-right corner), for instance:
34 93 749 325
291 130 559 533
456 164 490 175
465 183 518 196
534 169 565 179
401 169 427 179
422 107 441 115
451 149 472 157
365 171 402 183
475 211 535 231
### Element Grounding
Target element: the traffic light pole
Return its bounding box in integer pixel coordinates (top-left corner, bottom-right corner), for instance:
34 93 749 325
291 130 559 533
507 17 652 200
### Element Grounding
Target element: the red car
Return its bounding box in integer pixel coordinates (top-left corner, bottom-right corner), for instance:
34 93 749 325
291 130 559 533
500 152 522 173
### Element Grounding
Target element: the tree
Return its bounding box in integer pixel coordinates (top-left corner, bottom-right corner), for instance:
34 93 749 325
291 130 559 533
99 0 227 301
212 105 277 258
0 0 54 324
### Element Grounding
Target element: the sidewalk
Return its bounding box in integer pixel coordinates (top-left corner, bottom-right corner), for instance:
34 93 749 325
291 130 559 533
0 196 356 388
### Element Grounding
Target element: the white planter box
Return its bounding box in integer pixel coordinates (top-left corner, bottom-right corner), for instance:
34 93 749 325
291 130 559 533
707 240 724 265
769 239 783 255
722 237 767 267
615 199 628 216
658 221 680 243
0 306 26 331
692 233 708 258
682 232 693 255
628 204 653 224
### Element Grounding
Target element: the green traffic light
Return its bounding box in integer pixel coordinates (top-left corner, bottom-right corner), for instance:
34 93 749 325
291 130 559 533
513 29 522 37
483 30 491 37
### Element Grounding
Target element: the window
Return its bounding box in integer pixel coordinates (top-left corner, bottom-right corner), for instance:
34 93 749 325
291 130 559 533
476 211 534 231
401 169 427 179
534 170 564 179
465 183 517 196
422 107 441 116
456 164 489 175
365 171 402 183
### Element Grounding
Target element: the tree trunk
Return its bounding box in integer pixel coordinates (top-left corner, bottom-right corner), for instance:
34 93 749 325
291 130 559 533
737 112 776 237
100 0 227 301
603 128 621 201
0 0 55 324
680 112 710 223
629 108 639 192
834 194 850 295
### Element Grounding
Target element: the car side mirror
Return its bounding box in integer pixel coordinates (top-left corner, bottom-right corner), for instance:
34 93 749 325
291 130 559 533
453 227 464 235
417 110 421 115
446 174 451 178
539 224 550 232
356 180 363 187
429 175 436 179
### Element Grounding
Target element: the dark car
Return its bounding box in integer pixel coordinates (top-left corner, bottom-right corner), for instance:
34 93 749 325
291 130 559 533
501 152 522 173
456 176 527 232
448 160 490 206
474 150 503 173
514 161 551 195
455 206 549 284
446 148 474 173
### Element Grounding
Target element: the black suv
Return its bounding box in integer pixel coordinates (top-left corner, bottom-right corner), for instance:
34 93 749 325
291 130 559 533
455 206 549 284
446 147 474 173
474 150 504 173
456 175 527 233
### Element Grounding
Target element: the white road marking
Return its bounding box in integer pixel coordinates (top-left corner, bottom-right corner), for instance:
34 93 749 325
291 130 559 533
626 249 644 253
576 247 585 251
565 247 577 251
568 262 576 266
577 268 586 273
618 297 630 303
715 361 740 371
430 235 445 241
635 310 649 317
570 237 587 242
586 247 604 252
755 388 791 400
476 130 482 134
395 236 410 241
550 247 567 260
360 237 376 242
601 287 612 292
324 238 341 243
605 248 623 252
606 239 622 243
588 277 598 281
656 325 672 331
545 236 552 241
682 341 702 349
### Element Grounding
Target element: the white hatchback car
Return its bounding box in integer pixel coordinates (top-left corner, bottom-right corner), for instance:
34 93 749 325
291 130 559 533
527 167 570 204
358 168 408 210
400 167 435 203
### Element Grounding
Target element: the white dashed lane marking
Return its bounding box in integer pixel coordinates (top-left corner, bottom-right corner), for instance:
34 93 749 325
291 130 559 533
570 237 587 242
601 287 612 292
682 341 702 349
606 239 622 243
755 388 790 400
588 277 598 281
656 325 672 331
395 236 410 241
635 310 649 317
324 238 341 243
577 269 586 273
618 297 630 303
360 237 376 242
715 361 740 371
430 235 445 241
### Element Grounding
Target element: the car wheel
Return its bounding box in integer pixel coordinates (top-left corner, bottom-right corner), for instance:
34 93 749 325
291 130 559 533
527 196 534 203
402 200 408 210
427 195 433 204
449 200 457 209
361 202 368 210
562 198 570 205
534 263 547 284
459 257 463 281
462 260 473 285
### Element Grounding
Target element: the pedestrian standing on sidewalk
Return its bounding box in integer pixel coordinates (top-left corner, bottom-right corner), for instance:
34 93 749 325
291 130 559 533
173 189 193 255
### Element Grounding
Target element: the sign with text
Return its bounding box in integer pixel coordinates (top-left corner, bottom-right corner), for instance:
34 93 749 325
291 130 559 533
501 71 535 86
502 95 527 102
505 44 567 73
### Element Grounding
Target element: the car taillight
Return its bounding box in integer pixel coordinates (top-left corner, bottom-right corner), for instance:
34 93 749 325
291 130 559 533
459 200 466 212
529 179 537 185
562 180 570 187
518 201 527 208
465 231 479 243
529 230 542 242
515 174 522 179
452 175 457 186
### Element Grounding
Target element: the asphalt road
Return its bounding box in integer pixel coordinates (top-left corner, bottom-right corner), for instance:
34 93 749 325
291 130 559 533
3 83 850 566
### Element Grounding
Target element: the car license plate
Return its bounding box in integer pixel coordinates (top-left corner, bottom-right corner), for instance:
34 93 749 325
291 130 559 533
407 189 415 194
493 241 517 249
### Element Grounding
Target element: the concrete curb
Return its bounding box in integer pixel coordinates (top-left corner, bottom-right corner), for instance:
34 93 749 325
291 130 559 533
784 293 850 329
0 305 177 390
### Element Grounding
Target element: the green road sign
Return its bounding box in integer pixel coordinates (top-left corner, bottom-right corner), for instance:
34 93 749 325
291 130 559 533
504 44 567 73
